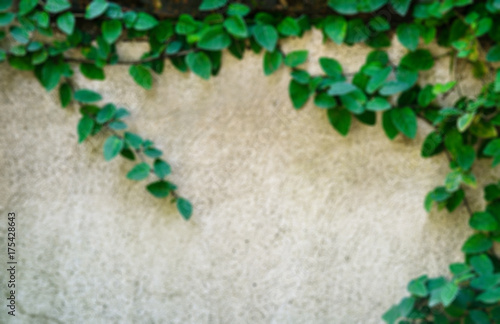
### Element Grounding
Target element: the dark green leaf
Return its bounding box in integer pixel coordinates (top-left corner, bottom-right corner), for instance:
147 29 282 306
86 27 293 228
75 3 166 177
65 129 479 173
314 93 337 109
277 17 300 36
177 198 193 220
198 26 231 50
390 0 411 16
227 3 250 16
400 49 434 71
391 107 417 139
77 116 94 143
80 63 105 80
59 82 72 108
154 159 171 178
127 162 150 181
470 212 498 231
462 233 493 254
96 104 116 123
263 50 282 76
319 57 343 77
487 45 500 62
421 132 442 157
382 110 398 140
289 80 310 109
103 135 123 161
102 19 122 44
129 65 152 90
477 288 500 304
328 109 351 136
19 0 38 15
146 180 172 198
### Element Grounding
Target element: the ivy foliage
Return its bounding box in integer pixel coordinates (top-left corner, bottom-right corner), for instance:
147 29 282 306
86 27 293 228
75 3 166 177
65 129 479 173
3 0 500 320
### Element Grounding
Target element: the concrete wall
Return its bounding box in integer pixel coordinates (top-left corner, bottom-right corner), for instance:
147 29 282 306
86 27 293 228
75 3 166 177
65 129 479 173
0 30 495 323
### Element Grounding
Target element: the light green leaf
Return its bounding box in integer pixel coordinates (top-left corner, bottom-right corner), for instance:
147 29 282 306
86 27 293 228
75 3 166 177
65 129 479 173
129 65 153 90
56 12 74 35
227 3 250 16
390 0 411 16
223 15 247 38
74 89 102 103
319 57 343 77
96 104 116 124
396 23 419 51
85 0 108 19
366 97 391 111
440 282 459 307
470 254 494 275
462 233 493 254
327 82 357 96
284 50 308 68
277 17 300 36
127 163 151 181
124 132 142 149
253 25 278 52
133 12 158 31
324 16 347 44
10 26 29 44
327 0 357 15
314 93 337 109
102 19 122 44
477 288 500 304
154 159 171 178
103 135 123 161
44 0 71 14
407 275 428 297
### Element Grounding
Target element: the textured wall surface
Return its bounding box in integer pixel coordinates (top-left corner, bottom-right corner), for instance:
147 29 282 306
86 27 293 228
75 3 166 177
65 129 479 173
0 30 494 323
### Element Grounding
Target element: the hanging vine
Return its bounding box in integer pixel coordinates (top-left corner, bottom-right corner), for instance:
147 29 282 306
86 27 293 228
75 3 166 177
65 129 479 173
3 0 500 321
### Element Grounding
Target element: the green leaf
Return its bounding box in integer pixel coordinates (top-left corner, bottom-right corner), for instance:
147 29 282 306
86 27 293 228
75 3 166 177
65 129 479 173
462 233 493 254
340 90 366 114
263 50 282 76
44 0 71 14
319 57 343 77
77 116 94 143
382 305 400 324
383 110 398 140
487 45 500 62
396 23 420 51
470 212 498 231
85 0 108 19
102 19 122 44
80 63 105 80
327 0 357 15
440 282 459 307
56 12 74 35
199 0 227 10
103 135 123 161
129 65 152 90
391 107 417 139
59 82 72 108
484 139 500 157
457 113 475 132
177 198 193 220
470 254 494 275
227 3 250 16
407 275 428 297
324 16 347 44
153 159 171 178
223 15 247 38
10 26 29 44
35 60 62 91
124 132 142 149
19 0 38 15
366 67 391 93
277 17 300 37
421 132 442 157
176 14 197 35
284 50 308 68
327 82 357 96
0 12 13 26
253 25 278 52
127 163 150 181
133 12 158 31
328 109 351 136
314 93 337 109
477 288 500 304
445 170 462 192
96 104 116 123
289 80 310 109
390 0 411 16
366 97 391 111
74 89 102 103
400 49 434 71
185 52 212 80
456 145 475 170
146 180 172 198
198 26 231 51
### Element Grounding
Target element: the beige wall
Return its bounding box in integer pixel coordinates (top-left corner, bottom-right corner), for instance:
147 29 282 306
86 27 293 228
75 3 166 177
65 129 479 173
0 30 495 323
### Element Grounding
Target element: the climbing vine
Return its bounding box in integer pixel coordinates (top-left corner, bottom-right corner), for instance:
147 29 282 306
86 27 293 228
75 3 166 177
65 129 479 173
3 0 500 321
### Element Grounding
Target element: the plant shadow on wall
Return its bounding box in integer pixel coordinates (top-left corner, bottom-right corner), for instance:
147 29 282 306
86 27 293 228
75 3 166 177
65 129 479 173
4 0 500 321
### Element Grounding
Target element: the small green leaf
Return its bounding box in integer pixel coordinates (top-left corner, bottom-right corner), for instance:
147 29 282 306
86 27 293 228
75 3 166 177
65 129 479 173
470 254 494 275
186 52 212 80
407 275 428 297
144 147 162 158
85 0 109 19
477 288 500 304
444 170 462 192
382 110 398 140
124 132 142 149
80 63 105 80
129 65 153 90
327 82 357 96
366 97 391 111
227 3 250 16
96 104 116 124
198 26 231 51
289 80 310 109
103 135 123 161
59 82 72 108
74 89 102 103
284 50 308 68
462 233 493 254
391 107 417 139
319 57 342 77
199 0 227 10
328 108 351 136
314 93 337 109
390 0 411 16
253 25 278 52
177 198 193 220
10 26 29 44
127 162 151 181
440 282 459 307
487 45 500 62
102 19 122 44
327 0 357 14
223 15 247 38
396 23 420 51
77 116 94 143
366 67 391 93
0 12 13 26
277 17 300 36
44 0 71 14
56 12 75 35
154 159 171 178
324 16 347 44
470 212 498 231
133 12 158 31
146 180 171 198
421 132 442 157
19 0 38 15
263 50 282 76
400 49 434 71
